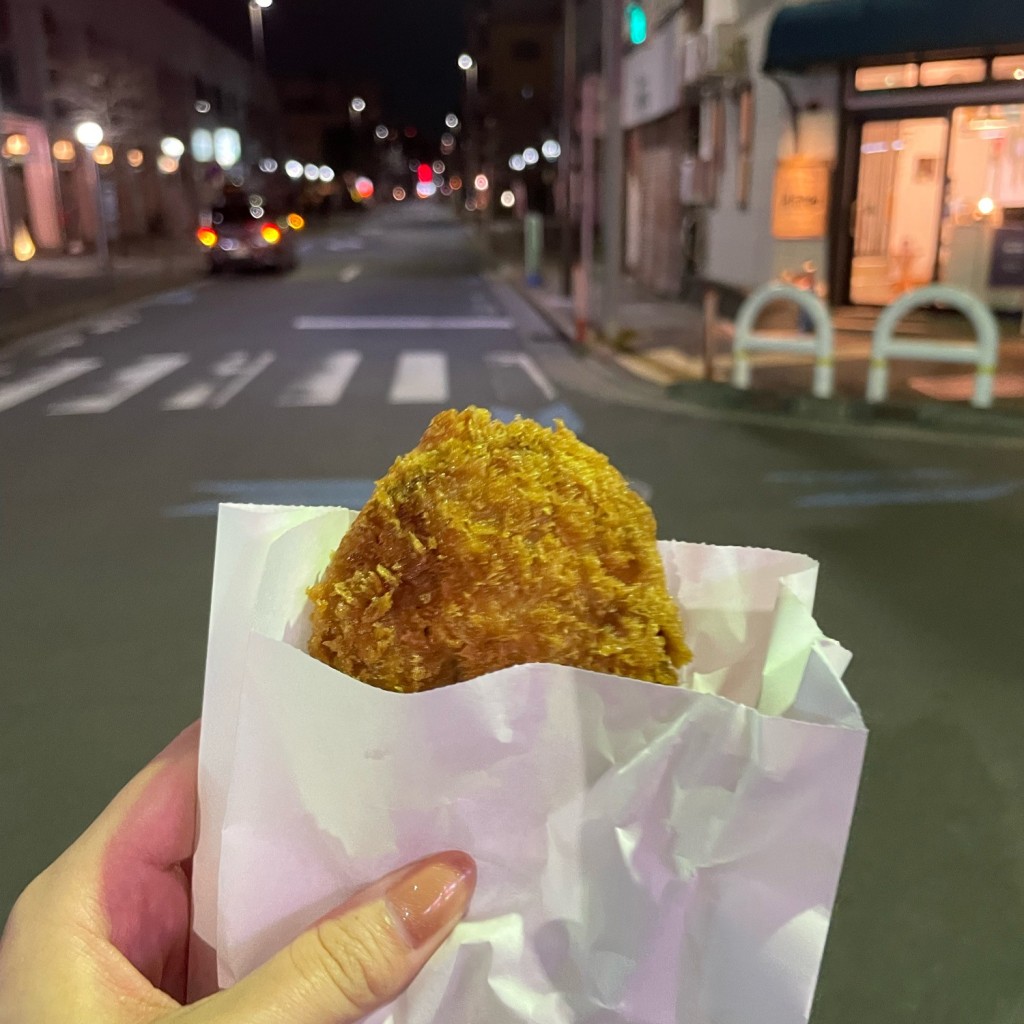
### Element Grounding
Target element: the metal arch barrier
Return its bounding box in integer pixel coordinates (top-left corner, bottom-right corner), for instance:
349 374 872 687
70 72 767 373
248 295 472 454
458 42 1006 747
867 284 1000 409
731 283 835 398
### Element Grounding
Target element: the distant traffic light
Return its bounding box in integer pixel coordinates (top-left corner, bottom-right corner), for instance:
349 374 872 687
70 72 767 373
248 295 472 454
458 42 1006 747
417 163 433 183
626 2 647 45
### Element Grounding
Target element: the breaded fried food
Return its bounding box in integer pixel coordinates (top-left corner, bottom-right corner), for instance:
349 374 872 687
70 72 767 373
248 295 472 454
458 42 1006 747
308 407 691 691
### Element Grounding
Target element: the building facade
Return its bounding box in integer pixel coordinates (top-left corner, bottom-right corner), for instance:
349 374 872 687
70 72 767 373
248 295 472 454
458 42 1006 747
0 0 277 259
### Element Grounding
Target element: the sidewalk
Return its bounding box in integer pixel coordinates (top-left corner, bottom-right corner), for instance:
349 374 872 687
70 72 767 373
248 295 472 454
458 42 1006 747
501 259 1024 438
0 237 206 348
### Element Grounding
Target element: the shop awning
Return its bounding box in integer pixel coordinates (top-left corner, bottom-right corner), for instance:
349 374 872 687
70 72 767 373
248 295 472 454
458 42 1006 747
763 0 1024 73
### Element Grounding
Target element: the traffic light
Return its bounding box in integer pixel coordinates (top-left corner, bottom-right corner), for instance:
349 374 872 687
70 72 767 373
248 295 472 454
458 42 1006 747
417 163 432 183
626 2 647 45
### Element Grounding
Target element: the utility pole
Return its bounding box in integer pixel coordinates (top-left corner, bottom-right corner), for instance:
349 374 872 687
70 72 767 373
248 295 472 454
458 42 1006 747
558 0 577 297
600 0 624 337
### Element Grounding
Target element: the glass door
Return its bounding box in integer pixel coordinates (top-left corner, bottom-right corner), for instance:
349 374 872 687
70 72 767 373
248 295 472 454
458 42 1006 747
849 117 949 305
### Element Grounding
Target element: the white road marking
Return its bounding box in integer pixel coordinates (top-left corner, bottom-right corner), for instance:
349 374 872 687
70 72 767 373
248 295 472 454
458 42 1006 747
388 351 449 404
338 264 363 283
49 354 187 414
326 237 365 252
87 311 141 335
294 315 515 331
0 358 102 413
278 351 362 407
485 351 557 401
162 351 276 410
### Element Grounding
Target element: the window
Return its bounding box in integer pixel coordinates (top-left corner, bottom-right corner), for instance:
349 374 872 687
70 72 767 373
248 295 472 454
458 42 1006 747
919 59 986 87
0 53 16 102
511 39 541 62
992 55 1024 81
0 0 10 44
855 64 918 91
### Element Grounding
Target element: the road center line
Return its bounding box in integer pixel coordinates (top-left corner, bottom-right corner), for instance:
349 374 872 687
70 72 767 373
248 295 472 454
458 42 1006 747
388 351 448 404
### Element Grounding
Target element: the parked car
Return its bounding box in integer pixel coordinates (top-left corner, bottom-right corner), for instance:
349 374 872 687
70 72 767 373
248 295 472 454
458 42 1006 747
197 194 303 273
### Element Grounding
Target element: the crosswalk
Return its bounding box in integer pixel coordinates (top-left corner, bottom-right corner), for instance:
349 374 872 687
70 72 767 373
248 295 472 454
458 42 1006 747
0 348 555 416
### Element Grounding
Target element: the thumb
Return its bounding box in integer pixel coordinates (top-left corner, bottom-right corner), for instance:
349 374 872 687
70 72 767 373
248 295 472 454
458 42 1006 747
180 852 475 1024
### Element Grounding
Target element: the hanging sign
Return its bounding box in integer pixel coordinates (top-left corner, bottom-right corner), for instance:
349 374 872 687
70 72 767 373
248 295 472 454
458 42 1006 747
771 156 830 240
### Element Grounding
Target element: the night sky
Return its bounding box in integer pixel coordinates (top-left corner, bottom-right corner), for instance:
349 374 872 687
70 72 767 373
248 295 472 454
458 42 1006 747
166 0 467 132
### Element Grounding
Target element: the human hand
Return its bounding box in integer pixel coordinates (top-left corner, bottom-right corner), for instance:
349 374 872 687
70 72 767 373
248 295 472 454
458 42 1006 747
0 722 476 1023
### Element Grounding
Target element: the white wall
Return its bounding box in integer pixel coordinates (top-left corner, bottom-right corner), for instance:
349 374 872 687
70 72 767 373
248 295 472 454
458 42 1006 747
703 0 840 292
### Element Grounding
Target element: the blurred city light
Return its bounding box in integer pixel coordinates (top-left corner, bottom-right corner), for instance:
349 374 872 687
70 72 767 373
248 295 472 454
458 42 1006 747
156 154 179 174
285 159 304 180
250 205 265 218
978 196 996 216
195 99 212 114
500 190 516 208
93 144 114 166
304 163 319 181
417 163 433 183
259 157 279 173
254 0 273 6
13 223 36 262
2 134 29 157
196 227 218 248
319 165 335 182
449 175 462 190
474 173 489 190
392 186 407 201
286 212 306 230
213 127 242 169
432 160 445 173
160 136 185 159
626 2 648 45
127 148 145 168
457 54 474 70
542 139 561 161
404 126 417 138
445 113 460 129
350 96 366 113
416 181 438 199
440 184 452 196
408 158 420 172
354 176 374 198
52 140 75 162
260 222 282 244
509 153 526 172
441 132 455 147
191 128 214 162
465 198 477 211
375 125 389 140
74 121 103 148
523 147 539 165
249 193 264 207
433 173 444 186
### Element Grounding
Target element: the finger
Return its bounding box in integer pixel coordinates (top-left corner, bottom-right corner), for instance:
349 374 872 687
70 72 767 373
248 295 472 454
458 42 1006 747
176 851 476 1024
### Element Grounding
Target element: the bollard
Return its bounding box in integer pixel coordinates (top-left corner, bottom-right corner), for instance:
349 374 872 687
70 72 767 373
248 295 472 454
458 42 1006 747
731 282 834 398
524 212 544 288
868 284 1000 409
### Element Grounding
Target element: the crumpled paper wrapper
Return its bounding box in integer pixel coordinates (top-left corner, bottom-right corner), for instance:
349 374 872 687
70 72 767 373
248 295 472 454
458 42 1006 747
190 504 866 1024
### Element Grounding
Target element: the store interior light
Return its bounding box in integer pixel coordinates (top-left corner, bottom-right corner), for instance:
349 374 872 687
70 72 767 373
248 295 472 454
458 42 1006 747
157 154 179 174
52 139 76 162
93 144 114 165
977 196 996 216
160 136 185 159
127 148 145 168
285 159 304 179
3 133 30 157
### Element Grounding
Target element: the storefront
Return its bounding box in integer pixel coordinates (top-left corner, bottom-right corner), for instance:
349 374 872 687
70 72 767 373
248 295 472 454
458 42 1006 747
765 0 1024 307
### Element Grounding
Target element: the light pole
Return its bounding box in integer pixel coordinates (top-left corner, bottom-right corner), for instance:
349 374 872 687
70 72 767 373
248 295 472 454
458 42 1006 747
457 54 478 201
249 0 272 69
600 0 624 337
75 120 110 271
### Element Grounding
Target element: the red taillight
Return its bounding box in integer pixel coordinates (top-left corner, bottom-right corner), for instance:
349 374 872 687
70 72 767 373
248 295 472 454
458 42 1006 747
196 227 218 248
261 223 282 244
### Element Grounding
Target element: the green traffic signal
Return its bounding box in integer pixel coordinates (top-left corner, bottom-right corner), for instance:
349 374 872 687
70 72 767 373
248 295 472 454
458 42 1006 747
626 2 647 45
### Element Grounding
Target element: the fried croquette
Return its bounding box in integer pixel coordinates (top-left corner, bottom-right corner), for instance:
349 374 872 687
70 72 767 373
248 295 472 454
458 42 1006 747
308 407 691 692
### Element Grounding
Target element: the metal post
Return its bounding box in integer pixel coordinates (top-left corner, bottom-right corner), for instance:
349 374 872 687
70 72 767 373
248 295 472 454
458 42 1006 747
87 149 111 272
600 0 624 337
558 0 577 296
578 75 599 343
249 1 266 69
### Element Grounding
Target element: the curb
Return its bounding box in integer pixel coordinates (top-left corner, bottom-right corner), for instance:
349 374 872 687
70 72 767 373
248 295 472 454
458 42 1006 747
506 274 1024 441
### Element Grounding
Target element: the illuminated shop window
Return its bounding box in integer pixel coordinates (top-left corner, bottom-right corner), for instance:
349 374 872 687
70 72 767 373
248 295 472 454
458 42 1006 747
992 56 1024 81
919 59 986 87
855 64 918 91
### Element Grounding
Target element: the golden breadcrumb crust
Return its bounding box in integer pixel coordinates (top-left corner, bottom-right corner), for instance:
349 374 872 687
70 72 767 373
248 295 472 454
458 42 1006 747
308 407 691 691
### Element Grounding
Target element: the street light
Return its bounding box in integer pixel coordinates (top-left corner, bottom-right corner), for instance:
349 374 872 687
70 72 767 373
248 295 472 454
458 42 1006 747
445 113 459 129
249 0 272 69
74 122 110 270
457 53 474 70
350 97 366 113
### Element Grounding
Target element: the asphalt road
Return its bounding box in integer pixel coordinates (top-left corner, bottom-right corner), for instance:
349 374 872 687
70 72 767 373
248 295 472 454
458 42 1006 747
2 202 1023 1022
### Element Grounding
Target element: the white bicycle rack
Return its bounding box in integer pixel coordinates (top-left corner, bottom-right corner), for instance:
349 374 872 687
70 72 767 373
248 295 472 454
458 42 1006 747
867 284 1000 409
731 283 835 399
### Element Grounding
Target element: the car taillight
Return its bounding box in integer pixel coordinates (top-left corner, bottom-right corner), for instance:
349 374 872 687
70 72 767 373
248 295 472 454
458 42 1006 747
261 223 282 244
287 212 305 230
196 227 218 248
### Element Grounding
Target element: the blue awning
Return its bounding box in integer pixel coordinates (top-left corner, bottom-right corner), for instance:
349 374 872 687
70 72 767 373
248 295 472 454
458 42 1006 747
763 0 1024 73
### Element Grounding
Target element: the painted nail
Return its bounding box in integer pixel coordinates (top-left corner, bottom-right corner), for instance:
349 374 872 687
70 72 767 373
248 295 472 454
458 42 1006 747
385 851 476 949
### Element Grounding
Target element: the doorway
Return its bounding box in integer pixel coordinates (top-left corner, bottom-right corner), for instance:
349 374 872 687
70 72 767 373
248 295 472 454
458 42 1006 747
849 117 949 305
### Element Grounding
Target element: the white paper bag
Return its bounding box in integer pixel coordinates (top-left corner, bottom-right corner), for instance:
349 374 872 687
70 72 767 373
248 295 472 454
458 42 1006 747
190 504 867 1024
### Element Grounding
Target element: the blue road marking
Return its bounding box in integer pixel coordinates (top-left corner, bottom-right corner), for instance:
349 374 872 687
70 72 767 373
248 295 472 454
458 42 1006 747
164 478 377 517
795 481 1021 509
487 402 585 435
